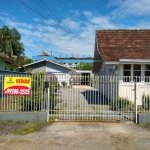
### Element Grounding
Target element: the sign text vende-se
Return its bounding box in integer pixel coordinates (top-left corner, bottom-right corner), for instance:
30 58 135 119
4 77 31 96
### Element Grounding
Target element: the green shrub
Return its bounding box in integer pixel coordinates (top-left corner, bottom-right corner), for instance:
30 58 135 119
18 72 58 113
142 94 150 110
61 81 67 86
110 97 134 111
137 105 144 112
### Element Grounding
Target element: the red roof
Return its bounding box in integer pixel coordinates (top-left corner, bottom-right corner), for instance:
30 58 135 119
0 54 19 67
96 29 150 61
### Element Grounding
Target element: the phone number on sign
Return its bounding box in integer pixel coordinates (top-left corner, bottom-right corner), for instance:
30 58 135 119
5 89 30 95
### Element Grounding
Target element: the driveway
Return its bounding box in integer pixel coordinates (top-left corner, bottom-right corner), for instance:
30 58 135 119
55 86 133 121
0 122 150 150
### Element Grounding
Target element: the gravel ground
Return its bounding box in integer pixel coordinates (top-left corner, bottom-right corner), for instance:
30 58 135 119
57 86 109 112
0 122 150 150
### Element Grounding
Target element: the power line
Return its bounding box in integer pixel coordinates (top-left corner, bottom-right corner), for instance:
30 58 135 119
24 45 37 55
18 0 94 51
39 0 94 45
0 20 5 25
18 0 73 33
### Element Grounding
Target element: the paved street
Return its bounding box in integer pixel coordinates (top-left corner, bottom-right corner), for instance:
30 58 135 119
0 122 150 150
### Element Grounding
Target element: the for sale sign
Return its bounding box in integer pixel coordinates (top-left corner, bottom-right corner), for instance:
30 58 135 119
4 76 31 96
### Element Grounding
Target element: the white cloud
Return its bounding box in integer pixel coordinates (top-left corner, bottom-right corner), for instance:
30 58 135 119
83 11 93 18
89 16 117 29
68 10 80 17
1 17 34 29
33 18 39 22
109 0 150 17
44 19 58 26
125 20 150 29
17 28 32 36
61 18 80 31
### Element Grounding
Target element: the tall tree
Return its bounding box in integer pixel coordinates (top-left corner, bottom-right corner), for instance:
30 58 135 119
75 63 93 70
13 55 32 66
0 26 24 59
0 26 10 54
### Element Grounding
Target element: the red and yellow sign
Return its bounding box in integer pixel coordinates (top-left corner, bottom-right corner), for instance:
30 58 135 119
4 77 31 96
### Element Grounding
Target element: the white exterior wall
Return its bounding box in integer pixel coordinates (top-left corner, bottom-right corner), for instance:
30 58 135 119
119 82 150 105
96 63 150 105
118 63 150 105
54 73 70 86
46 62 72 86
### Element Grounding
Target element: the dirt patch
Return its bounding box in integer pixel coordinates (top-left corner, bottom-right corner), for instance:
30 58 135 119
0 121 37 135
144 124 150 129
110 134 134 150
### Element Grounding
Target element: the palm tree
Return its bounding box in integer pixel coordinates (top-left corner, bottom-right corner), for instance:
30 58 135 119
0 26 10 54
0 26 24 59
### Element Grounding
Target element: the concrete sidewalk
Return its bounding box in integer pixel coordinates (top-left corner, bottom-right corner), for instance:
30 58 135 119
0 122 150 150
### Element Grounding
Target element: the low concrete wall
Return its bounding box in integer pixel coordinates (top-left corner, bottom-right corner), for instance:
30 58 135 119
0 112 48 123
137 113 150 125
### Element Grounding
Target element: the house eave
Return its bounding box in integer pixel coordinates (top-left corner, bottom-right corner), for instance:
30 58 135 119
23 59 74 71
104 59 150 65
119 59 150 64
92 33 103 74
105 61 118 65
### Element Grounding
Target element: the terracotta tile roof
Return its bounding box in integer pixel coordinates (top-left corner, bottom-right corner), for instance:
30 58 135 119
0 54 20 67
96 29 150 61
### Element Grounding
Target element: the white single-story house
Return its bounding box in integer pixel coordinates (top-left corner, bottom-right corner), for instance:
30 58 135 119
22 59 75 86
92 29 150 105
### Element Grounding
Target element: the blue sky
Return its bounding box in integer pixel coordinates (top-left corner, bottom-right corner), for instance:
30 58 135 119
0 0 150 59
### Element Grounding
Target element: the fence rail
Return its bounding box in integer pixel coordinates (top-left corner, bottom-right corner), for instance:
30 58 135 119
0 74 150 122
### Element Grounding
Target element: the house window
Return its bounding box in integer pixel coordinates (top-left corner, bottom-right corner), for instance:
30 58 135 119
145 65 150 82
133 65 141 82
10 68 13 71
123 64 131 82
5 67 6 70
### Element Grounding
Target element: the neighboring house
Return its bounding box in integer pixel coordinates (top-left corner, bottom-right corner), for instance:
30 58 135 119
92 29 150 105
0 54 19 72
22 59 75 86
0 54 26 97
32 51 93 68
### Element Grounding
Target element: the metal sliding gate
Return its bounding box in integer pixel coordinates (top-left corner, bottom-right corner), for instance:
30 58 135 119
48 75 142 122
